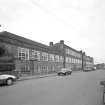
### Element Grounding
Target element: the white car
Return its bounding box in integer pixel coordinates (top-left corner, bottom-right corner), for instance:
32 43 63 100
0 72 17 85
57 68 72 76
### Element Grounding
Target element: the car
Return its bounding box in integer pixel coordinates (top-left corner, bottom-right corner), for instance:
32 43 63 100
57 68 72 76
0 72 17 85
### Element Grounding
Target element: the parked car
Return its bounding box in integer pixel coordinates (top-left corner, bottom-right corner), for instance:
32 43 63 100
0 72 17 85
57 68 72 76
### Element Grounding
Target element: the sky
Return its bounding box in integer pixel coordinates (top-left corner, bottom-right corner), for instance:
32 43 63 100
0 0 105 64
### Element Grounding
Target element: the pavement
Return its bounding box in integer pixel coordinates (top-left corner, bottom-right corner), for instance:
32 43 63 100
1 70 103 105
18 70 82 81
18 73 57 81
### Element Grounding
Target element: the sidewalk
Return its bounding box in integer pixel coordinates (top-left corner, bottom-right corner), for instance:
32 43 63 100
18 73 57 81
18 70 82 81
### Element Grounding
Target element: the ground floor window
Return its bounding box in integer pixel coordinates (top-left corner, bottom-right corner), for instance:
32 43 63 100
37 65 48 74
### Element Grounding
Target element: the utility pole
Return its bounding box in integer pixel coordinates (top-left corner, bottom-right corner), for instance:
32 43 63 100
80 50 85 71
82 52 86 71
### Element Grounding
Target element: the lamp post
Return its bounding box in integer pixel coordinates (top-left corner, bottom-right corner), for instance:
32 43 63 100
0 25 4 32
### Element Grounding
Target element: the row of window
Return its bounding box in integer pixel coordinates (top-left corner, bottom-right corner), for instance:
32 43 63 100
85 56 93 61
20 65 49 72
66 57 82 64
86 61 93 65
18 47 93 65
65 48 81 58
38 65 49 72
20 65 56 73
18 47 63 62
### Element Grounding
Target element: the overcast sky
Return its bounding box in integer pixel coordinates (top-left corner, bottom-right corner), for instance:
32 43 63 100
0 0 105 64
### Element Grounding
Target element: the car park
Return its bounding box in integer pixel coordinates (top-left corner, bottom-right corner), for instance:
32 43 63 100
0 72 17 85
57 68 72 76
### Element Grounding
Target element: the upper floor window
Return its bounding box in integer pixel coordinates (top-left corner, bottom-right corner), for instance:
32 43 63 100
49 54 55 62
41 52 48 61
65 48 81 58
71 58 75 63
59 56 64 62
65 49 69 55
80 60 82 64
66 57 69 63
55 55 60 62
18 47 29 60
31 50 40 61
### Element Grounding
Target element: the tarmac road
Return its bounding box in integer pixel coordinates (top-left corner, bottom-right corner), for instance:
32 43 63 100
0 70 105 105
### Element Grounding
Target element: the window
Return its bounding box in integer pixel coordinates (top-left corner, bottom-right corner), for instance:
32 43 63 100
66 57 69 63
40 65 48 72
49 54 55 62
65 48 81 58
18 47 29 60
21 62 30 73
59 56 64 62
72 58 75 63
80 60 82 64
55 55 59 62
69 57 72 63
75 59 78 64
77 59 79 64
73 58 75 63
31 50 40 61
65 49 69 54
41 52 48 61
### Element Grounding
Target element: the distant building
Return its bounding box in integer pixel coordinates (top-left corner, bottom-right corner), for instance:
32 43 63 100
96 63 105 70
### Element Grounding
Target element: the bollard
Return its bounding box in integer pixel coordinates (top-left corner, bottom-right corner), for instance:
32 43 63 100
103 87 105 104
100 81 105 104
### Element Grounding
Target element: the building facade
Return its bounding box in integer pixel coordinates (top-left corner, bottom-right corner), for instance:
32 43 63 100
50 40 83 71
0 31 94 76
96 63 105 70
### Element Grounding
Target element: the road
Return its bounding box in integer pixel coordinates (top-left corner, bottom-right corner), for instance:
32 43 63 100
0 70 105 105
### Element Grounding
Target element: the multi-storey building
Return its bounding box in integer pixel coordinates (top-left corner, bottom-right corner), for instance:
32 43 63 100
0 31 64 76
83 55 94 71
0 31 94 76
50 40 83 71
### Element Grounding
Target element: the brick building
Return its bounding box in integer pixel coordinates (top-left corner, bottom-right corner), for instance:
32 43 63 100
50 40 83 71
0 31 94 76
96 63 105 70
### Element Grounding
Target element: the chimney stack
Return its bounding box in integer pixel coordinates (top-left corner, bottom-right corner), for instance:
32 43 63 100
60 40 64 44
49 42 53 46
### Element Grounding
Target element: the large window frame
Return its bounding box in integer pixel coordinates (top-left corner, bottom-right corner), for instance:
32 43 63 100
55 55 60 62
49 54 55 62
31 50 40 61
18 47 29 60
41 52 48 61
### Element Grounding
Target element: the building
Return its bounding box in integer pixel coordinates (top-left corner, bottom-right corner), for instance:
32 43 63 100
0 31 94 76
96 63 105 70
83 55 94 71
0 31 64 76
50 40 83 71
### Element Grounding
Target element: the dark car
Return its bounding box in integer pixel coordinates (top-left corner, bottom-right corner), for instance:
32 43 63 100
57 68 72 76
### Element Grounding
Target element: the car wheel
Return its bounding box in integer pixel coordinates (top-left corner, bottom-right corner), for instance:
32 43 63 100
58 73 63 76
65 72 67 75
58 73 60 76
59 73 62 76
68 72 71 75
6 78 13 85
69 72 72 75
